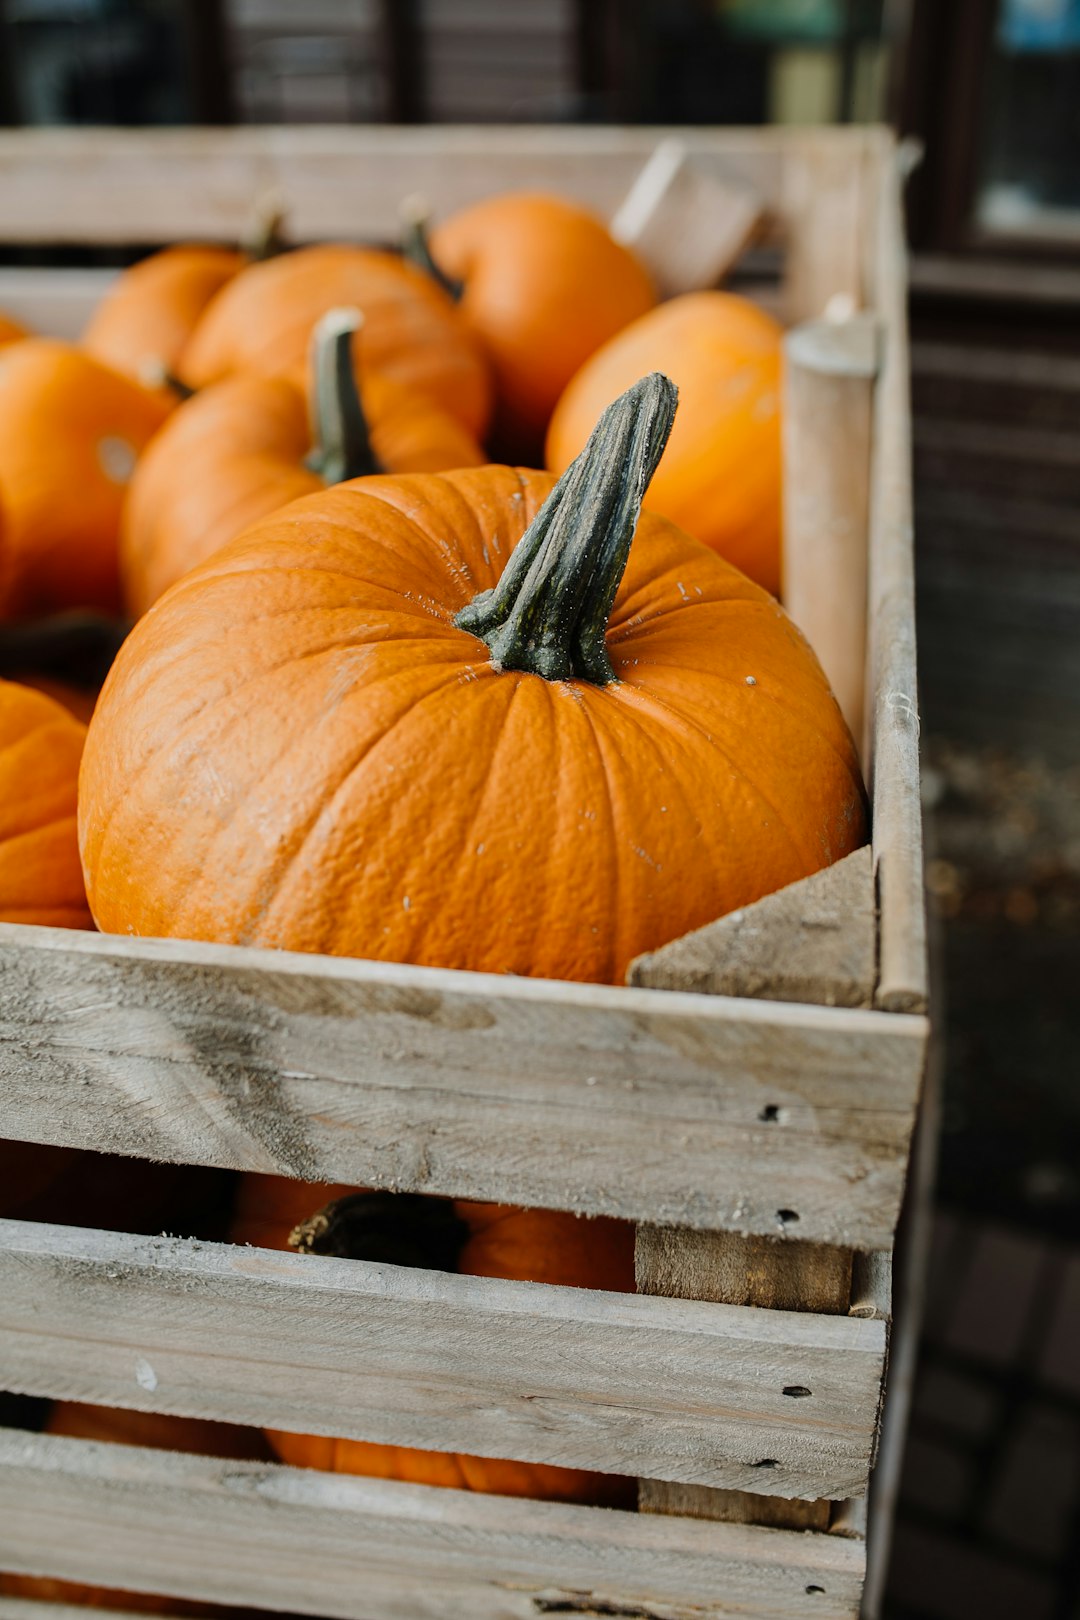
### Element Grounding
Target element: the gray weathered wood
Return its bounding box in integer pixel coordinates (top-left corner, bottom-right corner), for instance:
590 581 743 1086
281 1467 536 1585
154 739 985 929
628 845 875 1010
0 1430 866 1620
0 923 926 1249
0 1217 885 1499
784 316 880 754
0 267 117 340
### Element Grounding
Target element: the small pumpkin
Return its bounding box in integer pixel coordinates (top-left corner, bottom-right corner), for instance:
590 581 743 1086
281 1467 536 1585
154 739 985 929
122 309 486 616
232 1178 634 1505
0 342 170 619
406 192 656 463
0 1401 272 1615
0 312 28 347
80 374 865 985
547 291 784 596
82 245 246 400
0 679 91 929
180 245 493 438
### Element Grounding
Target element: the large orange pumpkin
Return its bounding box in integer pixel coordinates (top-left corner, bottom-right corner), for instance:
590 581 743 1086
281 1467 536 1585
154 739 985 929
0 679 91 929
0 342 170 618
0 1401 272 1615
180 245 492 439
82 245 246 396
122 309 486 615
410 192 655 462
80 374 865 984
547 292 784 596
232 1178 634 1505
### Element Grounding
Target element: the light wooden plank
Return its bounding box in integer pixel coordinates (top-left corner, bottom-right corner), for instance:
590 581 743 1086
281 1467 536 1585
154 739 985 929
863 137 928 1015
0 125 816 246
0 1217 885 1499
628 845 875 1010
782 137 874 324
0 268 117 341
0 1430 866 1620
0 923 926 1248
783 316 880 753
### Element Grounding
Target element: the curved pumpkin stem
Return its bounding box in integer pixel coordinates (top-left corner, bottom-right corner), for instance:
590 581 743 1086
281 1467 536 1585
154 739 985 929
289 1191 468 1271
456 371 677 685
400 195 464 302
137 357 196 401
306 308 383 483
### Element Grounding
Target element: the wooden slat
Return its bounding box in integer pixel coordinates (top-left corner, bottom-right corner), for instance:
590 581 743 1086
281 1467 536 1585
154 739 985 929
628 845 876 1010
0 923 926 1249
0 1430 867 1620
864 138 928 1015
782 137 873 324
0 125 821 247
0 1217 885 1499
0 268 116 341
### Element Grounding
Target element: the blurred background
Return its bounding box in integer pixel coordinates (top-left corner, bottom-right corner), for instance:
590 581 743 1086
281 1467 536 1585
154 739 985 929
1 2 1077 1615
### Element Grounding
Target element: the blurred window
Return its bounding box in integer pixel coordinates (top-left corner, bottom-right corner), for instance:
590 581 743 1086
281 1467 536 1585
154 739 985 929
5 0 197 124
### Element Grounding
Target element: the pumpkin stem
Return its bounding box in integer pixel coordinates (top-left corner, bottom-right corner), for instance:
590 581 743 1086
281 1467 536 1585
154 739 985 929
137 357 195 401
289 1191 468 1271
306 308 383 483
400 194 464 302
0 612 131 687
246 196 288 263
455 372 677 685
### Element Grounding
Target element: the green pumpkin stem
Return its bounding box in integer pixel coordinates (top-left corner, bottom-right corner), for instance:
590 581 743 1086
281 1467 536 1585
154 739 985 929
246 199 288 263
455 372 677 685
306 308 383 484
137 357 195 401
400 195 464 302
289 1191 468 1272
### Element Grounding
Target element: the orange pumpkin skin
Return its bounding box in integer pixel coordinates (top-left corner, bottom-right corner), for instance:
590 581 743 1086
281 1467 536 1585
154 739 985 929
430 193 656 462
80 467 865 985
82 245 245 396
0 312 28 347
0 680 91 929
236 1179 634 1505
180 246 493 439
0 341 171 618
121 367 486 616
547 292 784 595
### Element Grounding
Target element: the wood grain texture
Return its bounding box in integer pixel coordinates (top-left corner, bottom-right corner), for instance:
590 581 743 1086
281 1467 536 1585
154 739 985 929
0 923 926 1248
628 845 875 1010
0 1430 866 1620
782 138 873 324
783 316 879 753
0 1217 885 1499
864 138 929 1015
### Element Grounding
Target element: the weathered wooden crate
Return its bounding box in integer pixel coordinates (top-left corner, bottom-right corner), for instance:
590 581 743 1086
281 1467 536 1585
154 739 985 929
0 126 928 1620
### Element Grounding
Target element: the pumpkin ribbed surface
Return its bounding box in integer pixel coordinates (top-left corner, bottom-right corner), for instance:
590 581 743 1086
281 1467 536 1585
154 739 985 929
180 245 493 439
81 451 864 982
0 679 91 929
547 291 784 595
0 340 170 618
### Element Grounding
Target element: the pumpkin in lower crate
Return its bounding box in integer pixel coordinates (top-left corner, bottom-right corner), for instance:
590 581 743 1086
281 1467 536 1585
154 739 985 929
232 1179 634 1506
0 1401 272 1616
406 192 656 462
0 680 91 928
82 245 246 400
80 373 866 984
547 292 784 596
180 244 493 440
122 308 485 615
0 341 171 618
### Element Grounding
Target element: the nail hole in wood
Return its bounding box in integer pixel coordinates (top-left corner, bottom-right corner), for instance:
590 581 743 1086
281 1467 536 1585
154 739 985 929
777 1208 800 1225
805 1586 826 1596
750 1458 778 1468
758 1104 781 1122
783 1385 813 1399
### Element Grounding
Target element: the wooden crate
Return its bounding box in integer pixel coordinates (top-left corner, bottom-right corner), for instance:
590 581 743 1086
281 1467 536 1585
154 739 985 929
0 126 927 1620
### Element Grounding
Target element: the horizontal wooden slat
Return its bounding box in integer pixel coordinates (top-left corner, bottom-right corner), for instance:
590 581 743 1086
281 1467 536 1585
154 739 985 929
0 924 926 1248
0 125 881 246
0 1217 884 1500
0 1430 866 1620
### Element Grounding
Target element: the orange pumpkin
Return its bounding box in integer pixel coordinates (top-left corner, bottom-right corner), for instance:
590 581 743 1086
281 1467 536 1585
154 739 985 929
0 1401 272 1615
410 192 656 463
80 374 865 985
180 245 493 439
0 342 170 619
233 1178 634 1505
122 309 486 616
0 680 91 929
0 312 27 347
82 245 246 399
548 292 784 596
